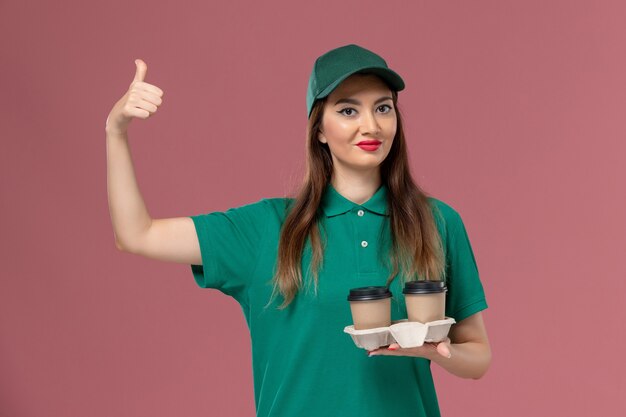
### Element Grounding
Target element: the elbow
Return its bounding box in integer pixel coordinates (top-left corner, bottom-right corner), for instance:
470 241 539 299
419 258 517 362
472 369 489 380
115 239 127 251
116 237 143 254
472 348 492 380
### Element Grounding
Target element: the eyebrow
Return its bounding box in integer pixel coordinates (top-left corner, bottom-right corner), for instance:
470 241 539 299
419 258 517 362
334 96 393 106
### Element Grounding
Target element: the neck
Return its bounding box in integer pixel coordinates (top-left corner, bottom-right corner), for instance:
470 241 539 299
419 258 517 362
330 170 382 205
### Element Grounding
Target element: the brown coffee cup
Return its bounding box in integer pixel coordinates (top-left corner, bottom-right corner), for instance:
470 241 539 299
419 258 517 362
347 286 392 330
403 280 447 323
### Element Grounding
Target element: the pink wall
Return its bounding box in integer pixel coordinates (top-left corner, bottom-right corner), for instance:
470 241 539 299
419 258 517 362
1 0 624 416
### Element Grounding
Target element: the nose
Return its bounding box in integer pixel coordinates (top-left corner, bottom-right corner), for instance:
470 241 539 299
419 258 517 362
360 110 381 136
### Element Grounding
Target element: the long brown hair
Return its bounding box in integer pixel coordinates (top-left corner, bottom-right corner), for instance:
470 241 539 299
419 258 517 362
265 88 446 310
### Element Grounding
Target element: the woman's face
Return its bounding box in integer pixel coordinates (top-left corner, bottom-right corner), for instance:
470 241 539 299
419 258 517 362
318 73 397 176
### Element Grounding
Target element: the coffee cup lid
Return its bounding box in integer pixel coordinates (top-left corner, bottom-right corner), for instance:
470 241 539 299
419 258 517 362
347 286 392 302
402 280 447 294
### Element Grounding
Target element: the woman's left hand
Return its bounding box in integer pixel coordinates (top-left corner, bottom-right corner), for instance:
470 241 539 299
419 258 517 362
366 337 452 359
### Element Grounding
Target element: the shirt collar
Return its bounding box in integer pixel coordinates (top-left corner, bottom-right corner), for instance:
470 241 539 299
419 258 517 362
320 183 389 217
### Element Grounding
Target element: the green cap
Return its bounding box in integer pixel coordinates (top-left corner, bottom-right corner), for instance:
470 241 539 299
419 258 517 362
306 44 405 119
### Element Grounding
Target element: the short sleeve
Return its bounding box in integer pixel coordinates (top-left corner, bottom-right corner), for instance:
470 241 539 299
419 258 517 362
443 209 488 323
189 198 270 303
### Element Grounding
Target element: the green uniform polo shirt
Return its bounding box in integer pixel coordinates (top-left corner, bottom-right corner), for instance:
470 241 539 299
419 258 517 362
189 183 488 417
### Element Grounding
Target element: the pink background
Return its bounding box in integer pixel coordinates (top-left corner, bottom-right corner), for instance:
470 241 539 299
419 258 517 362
1 0 624 416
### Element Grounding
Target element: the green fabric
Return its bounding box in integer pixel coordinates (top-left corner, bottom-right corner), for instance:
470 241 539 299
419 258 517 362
190 183 488 417
306 43 406 119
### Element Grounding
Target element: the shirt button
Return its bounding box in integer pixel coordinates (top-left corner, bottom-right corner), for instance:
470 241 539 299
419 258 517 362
357 209 364 216
361 240 368 248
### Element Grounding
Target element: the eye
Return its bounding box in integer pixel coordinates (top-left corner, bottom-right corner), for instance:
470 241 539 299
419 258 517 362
337 104 393 117
338 107 356 116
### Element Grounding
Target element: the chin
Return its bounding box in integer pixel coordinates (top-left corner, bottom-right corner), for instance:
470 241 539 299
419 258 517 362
351 161 384 171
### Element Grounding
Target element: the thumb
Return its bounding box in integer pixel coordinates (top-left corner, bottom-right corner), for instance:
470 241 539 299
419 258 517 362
133 59 147 82
436 342 452 358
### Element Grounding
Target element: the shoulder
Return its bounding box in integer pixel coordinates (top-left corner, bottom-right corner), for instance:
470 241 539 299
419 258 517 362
222 196 295 216
261 197 296 219
425 196 465 237
426 196 462 222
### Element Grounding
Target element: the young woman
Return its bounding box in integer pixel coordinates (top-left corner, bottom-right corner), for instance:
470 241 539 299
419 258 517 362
106 43 492 417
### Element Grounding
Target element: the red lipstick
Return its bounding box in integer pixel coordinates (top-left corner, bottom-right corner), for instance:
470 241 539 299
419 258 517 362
357 141 381 151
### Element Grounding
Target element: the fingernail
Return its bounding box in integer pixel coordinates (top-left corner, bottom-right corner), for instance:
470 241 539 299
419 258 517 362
387 346 397 351
447 353 452 358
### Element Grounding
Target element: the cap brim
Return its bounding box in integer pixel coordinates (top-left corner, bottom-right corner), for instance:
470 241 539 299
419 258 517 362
316 66 405 101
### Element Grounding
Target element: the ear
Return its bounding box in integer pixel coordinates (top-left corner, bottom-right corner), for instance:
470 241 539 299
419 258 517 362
318 130 327 144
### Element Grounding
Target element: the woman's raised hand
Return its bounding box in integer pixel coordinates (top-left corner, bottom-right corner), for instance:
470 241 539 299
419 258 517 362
105 59 164 135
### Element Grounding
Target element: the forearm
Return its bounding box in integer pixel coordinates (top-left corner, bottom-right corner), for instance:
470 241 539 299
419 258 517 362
427 341 491 379
106 130 152 250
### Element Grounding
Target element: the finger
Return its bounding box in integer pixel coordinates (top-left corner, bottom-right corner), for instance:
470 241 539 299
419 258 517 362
124 93 156 116
437 342 452 358
134 89 163 107
133 59 147 82
133 97 158 114
368 347 389 356
371 345 405 356
136 83 164 97
125 106 150 119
